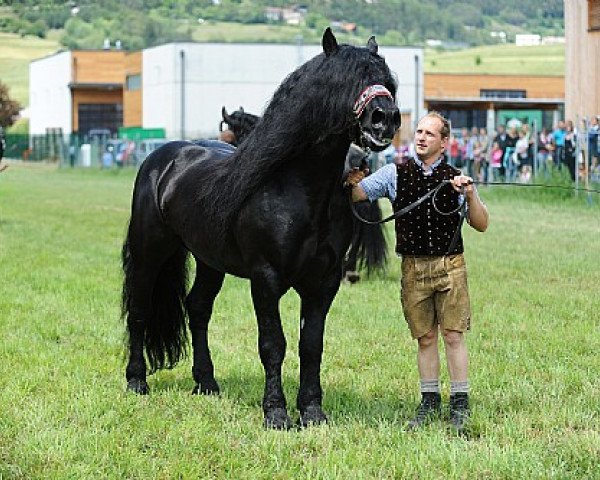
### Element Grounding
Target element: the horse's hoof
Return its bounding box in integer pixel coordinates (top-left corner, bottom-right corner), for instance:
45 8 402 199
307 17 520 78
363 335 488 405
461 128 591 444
127 378 149 395
344 271 360 284
264 407 293 430
299 405 328 428
192 379 220 396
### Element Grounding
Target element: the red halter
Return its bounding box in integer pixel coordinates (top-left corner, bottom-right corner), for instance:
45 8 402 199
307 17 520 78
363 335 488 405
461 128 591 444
353 84 393 118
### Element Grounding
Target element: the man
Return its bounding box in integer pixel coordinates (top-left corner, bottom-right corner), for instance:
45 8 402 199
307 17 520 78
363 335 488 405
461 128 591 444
218 129 237 146
346 112 489 433
551 120 567 167
0 130 7 173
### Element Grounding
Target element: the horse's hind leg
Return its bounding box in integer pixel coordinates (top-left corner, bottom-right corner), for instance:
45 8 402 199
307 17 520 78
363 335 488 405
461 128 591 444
123 219 187 395
124 266 156 394
186 259 225 395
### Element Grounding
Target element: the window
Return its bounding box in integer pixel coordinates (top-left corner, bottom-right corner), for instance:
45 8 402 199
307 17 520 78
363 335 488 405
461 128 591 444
126 74 141 91
590 0 600 31
480 89 526 99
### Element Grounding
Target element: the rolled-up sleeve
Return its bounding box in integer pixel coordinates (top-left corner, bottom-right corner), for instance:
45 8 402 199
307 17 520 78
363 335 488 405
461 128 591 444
358 163 397 202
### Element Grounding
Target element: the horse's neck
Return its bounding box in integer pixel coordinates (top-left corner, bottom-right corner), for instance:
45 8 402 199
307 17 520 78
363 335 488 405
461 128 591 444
232 130 350 195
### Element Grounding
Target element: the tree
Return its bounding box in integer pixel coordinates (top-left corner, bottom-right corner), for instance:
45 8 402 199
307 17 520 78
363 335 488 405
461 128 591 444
0 81 21 129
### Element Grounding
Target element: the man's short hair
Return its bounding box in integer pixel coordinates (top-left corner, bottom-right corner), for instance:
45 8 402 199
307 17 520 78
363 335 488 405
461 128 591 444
422 111 450 139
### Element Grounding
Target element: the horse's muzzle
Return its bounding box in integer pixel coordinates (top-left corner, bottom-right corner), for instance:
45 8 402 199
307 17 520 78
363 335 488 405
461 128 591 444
358 101 401 151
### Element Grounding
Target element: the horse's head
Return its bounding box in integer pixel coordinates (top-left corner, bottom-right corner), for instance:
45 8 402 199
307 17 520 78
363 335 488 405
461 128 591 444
322 28 401 152
221 106 260 146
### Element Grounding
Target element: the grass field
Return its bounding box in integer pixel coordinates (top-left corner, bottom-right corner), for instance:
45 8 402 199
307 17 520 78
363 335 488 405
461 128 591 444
0 32 60 107
0 163 598 478
425 44 565 76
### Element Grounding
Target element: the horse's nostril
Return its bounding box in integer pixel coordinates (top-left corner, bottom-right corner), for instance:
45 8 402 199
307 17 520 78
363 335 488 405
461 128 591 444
371 108 385 125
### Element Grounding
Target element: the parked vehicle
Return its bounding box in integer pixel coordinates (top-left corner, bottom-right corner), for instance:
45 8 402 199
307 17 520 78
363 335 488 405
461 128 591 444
133 138 168 166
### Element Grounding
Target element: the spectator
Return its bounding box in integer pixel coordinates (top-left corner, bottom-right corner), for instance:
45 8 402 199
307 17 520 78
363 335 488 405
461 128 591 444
588 116 599 171
447 134 460 168
457 128 469 170
466 126 479 177
0 130 6 172
502 126 518 183
551 120 566 167
475 127 489 183
218 129 236 145
537 127 553 175
490 141 503 181
493 125 508 178
563 120 577 181
102 147 114 169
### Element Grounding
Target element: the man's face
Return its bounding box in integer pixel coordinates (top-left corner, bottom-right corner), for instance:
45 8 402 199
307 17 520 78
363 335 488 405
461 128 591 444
414 116 447 161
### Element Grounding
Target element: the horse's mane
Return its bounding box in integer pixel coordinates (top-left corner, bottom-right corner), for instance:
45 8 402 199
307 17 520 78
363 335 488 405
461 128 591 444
201 42 397 244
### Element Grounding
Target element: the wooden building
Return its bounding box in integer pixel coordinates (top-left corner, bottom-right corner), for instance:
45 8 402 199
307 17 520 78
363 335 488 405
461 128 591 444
564 0 600 122
30 49 142 136
424 73 564 131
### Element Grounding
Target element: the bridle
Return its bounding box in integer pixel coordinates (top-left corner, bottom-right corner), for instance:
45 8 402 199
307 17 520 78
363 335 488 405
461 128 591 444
352 84 394 148
353 84 393 118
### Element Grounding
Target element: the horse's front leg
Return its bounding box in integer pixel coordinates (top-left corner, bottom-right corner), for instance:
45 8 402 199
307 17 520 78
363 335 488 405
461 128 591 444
250 265 292 430
296 271 341 427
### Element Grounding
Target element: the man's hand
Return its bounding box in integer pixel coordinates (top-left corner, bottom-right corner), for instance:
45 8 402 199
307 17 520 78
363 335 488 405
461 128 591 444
450 175 475 195
345 167 367 188
451 174 489 232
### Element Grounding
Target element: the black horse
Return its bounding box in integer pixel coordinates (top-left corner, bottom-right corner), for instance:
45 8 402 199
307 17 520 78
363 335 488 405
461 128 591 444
220 109 388 282
122 28 400 429
220 106 260 147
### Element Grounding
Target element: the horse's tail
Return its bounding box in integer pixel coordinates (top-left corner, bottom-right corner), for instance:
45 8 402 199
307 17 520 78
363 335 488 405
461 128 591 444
354 201 388 275
121 223 189 374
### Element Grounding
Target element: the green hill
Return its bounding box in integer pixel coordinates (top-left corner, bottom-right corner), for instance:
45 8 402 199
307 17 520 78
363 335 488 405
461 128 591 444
0 30 565 113
0 31 60 106
426 43 565 76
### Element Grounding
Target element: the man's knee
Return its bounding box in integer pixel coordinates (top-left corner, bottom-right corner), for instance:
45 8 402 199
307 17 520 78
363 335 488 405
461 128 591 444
417 328 438 348
442 329 464 348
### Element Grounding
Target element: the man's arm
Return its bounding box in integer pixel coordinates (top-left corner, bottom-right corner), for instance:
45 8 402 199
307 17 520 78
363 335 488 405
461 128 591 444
450 175 489 232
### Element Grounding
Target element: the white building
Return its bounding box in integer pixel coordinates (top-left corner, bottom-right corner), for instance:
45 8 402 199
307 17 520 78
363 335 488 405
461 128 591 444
30 41 424 141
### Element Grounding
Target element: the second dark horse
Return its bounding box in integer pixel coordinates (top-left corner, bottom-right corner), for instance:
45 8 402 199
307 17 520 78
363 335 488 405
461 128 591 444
122 28 400 429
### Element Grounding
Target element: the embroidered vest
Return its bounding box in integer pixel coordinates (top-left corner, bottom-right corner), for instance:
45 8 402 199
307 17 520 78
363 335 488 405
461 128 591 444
393 159 463 256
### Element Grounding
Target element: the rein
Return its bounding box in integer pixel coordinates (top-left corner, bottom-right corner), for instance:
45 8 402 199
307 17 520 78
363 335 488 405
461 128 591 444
348 179 600 256
349 179 600 227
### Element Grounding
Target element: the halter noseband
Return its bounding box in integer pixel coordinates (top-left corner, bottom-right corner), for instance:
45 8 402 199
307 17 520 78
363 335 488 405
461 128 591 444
353 84 393 118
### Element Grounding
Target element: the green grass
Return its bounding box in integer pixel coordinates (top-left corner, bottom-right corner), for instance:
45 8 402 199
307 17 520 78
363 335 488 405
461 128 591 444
0 31 60 107
1 164 599 479
426 43 565 76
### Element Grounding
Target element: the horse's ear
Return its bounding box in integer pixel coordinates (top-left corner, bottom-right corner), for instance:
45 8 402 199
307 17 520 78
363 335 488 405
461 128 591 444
222 106 232 123
367 36 378 55
322 27 339 57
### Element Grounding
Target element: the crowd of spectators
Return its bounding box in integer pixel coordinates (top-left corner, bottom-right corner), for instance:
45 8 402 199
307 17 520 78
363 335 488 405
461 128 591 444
372 116 600 185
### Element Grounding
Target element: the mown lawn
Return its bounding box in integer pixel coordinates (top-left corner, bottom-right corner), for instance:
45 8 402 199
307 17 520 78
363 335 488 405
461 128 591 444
0 163 598 479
